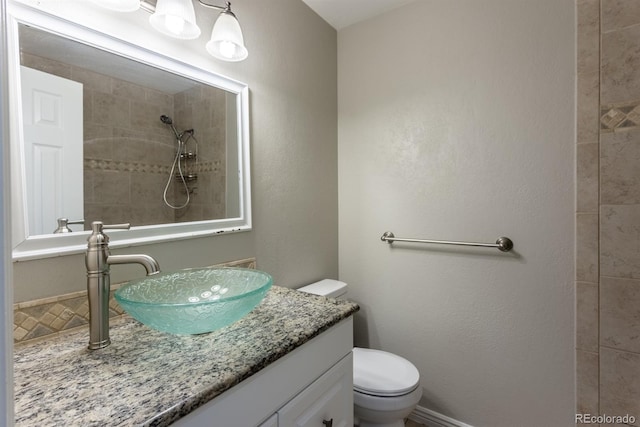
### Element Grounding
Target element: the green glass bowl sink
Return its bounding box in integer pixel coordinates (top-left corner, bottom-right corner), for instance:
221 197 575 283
115 267 273 335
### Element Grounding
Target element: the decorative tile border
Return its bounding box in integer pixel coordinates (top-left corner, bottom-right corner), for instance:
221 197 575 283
84 158 218 174
601 100 640 132
13 257 257 344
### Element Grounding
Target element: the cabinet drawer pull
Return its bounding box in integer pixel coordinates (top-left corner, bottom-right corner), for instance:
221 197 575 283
322 419 333 427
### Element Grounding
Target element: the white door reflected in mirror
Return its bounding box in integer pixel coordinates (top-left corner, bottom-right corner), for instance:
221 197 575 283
21 66 84 235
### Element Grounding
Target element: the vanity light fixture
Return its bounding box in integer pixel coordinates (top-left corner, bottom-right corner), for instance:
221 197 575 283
149 0 201 40
92 0 248 62
203 2 248 62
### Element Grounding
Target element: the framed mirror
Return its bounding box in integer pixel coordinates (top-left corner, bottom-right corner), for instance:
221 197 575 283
7 3 251 261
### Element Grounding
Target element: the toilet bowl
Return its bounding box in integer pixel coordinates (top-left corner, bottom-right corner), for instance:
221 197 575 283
298 279 423 427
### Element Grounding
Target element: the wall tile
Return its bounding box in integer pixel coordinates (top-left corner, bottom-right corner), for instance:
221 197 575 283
117 139 173 165
601 24 640 104
601 276 640 353
602 0 640 32
112 79 146 100
90 171 130 205
83 170 94 212
145 88 172 108
21 52 73 80
91 204 133 225
84 122 113 142
130 100 171 133
578 72 601 144
84 136 114 161
578 282 600 352
578 143 600 212
92 91 131 127
577 213 600 282
113 126 170 147
173 91 186 111
578 0 601 75
601 205 640 279
83 89 93 125
577 350 600 415
130 203 173 226
601 130 640 204
600 347 640 426
71 67 111 93
130 172 166 205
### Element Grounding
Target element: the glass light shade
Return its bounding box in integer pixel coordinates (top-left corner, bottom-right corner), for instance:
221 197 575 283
90 0 140 12
205 11 248 62
149 0 201 40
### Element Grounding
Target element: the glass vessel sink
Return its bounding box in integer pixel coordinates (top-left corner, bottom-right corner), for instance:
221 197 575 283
115 267 273 335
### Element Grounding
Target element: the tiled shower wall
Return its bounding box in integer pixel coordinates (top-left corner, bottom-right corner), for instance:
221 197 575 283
20 52 226 229
577 0 640 424
173 84 227 223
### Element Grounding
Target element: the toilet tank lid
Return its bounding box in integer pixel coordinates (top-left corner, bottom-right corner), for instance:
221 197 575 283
297 279 347 298
352 347 420 397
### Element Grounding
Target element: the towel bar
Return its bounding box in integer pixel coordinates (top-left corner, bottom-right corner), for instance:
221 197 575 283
380 231 513 252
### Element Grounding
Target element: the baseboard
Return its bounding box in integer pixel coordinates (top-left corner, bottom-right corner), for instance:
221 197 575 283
408 405 474 427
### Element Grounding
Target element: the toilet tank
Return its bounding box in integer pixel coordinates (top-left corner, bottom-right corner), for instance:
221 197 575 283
297 279 347 298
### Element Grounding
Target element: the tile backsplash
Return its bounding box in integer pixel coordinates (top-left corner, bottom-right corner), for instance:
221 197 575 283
13 258 256 344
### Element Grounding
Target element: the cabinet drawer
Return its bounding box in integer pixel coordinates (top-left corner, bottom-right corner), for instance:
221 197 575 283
278 353 353 427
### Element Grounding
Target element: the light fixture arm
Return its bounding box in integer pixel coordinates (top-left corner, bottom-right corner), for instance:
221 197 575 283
197 0 232 13
139 0 156 13
139 1 236 16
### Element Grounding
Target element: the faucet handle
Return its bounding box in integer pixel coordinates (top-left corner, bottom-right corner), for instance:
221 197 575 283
88 222 131 246
102 223 131 231
90 221 130 232
89 221 131 237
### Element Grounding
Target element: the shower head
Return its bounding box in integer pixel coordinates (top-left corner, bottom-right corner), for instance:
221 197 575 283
160 114 181 140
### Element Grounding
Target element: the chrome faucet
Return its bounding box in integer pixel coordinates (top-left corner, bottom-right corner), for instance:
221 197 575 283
85 221 160 350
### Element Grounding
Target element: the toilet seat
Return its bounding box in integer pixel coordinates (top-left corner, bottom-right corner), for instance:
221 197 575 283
352 347 420 397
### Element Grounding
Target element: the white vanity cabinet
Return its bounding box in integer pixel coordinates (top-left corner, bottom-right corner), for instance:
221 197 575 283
277 354 352 427
174 318 354 427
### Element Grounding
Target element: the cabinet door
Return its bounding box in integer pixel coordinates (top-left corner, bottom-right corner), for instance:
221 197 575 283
278 354 353 427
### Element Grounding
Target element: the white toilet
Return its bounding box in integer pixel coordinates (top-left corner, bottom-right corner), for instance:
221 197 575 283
298 279 422 427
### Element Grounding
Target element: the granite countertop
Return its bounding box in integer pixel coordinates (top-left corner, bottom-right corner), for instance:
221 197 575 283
14 286 359 426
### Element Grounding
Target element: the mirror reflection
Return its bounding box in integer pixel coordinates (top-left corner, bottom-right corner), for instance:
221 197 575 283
18 24 240 236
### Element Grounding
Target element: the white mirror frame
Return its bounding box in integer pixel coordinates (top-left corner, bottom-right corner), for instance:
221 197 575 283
7 2 251 261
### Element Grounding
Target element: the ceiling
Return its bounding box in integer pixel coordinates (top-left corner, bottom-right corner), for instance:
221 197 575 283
301 0 416 30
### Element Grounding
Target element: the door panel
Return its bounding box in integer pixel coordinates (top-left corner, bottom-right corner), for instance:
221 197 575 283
20 66 83 235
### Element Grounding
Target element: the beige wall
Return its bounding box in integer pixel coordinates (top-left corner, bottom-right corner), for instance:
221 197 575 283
576 0 640 423
338 1 575 425
12 0 338 301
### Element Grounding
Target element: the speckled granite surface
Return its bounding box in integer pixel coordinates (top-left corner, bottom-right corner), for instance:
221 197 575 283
14 286 359 426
